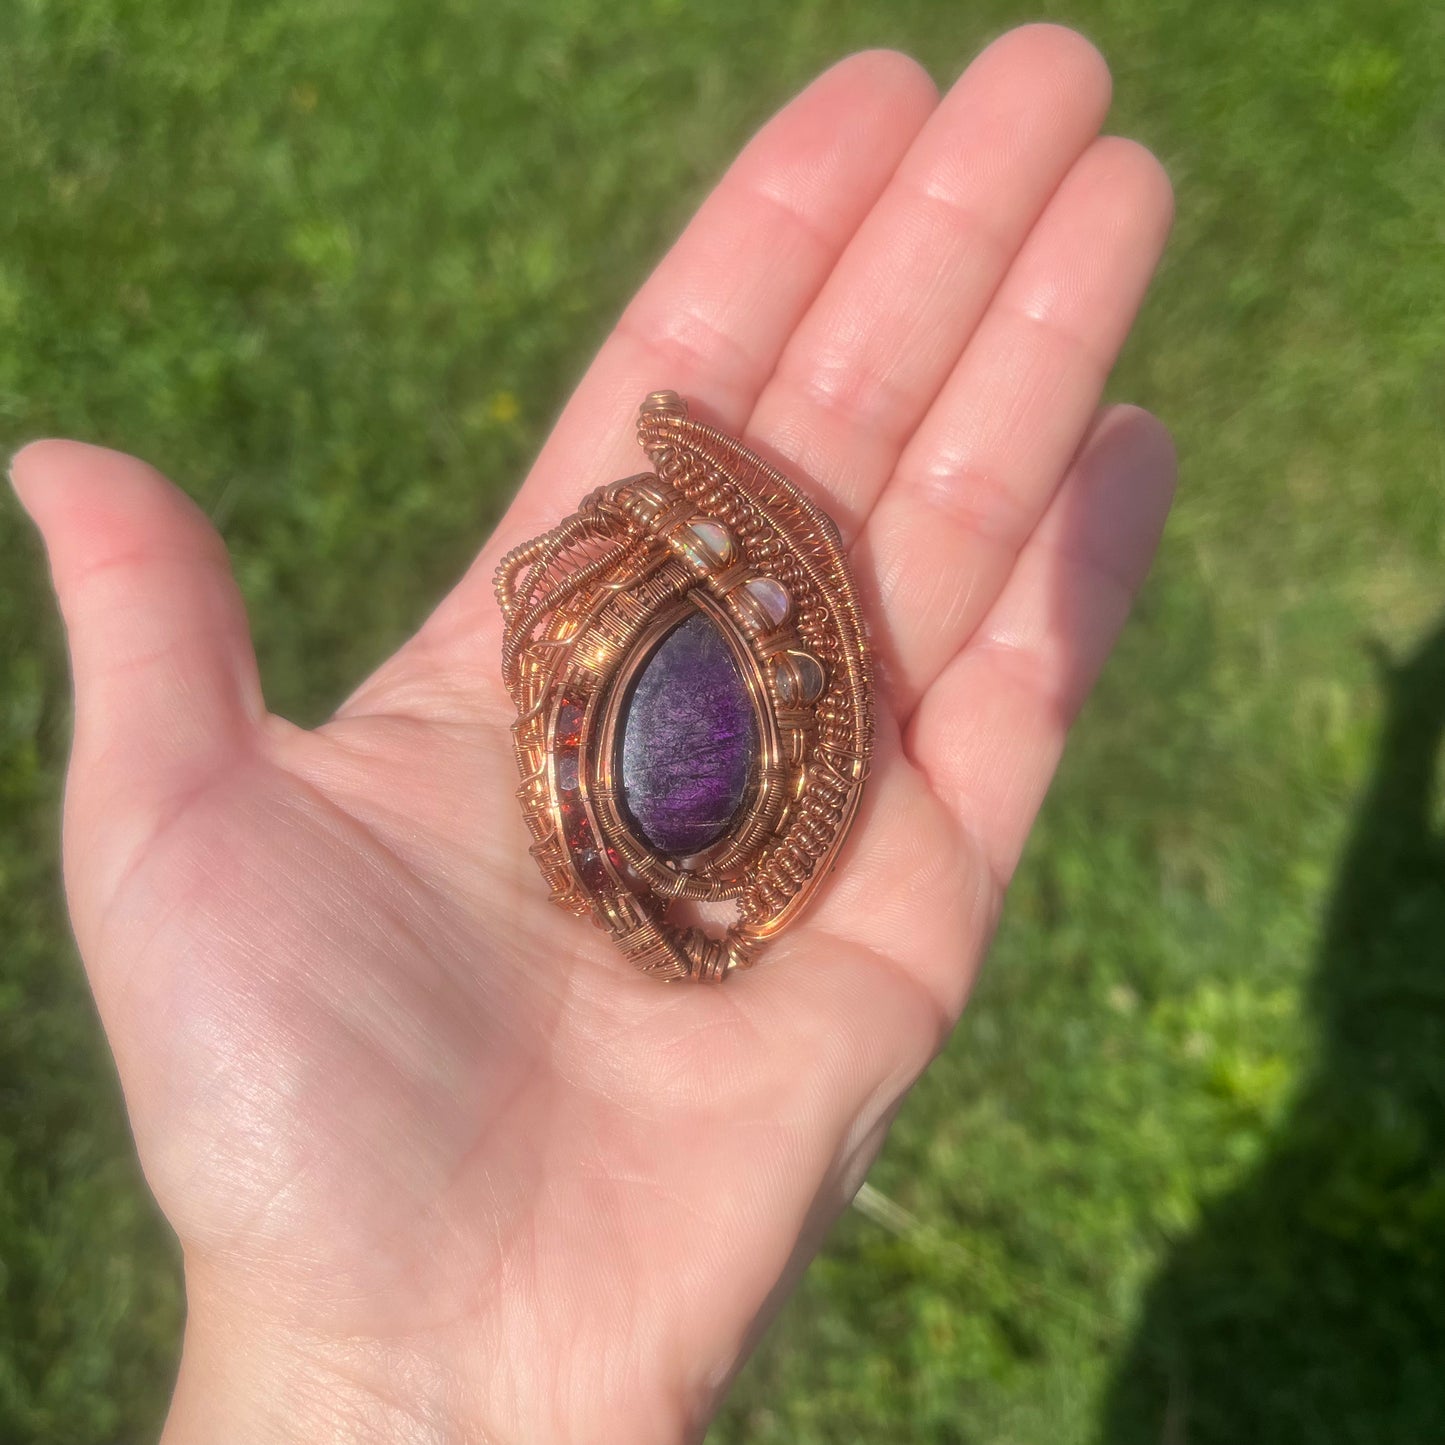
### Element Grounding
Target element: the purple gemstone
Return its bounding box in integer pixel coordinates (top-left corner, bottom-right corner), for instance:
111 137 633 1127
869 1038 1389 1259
618 611 758 857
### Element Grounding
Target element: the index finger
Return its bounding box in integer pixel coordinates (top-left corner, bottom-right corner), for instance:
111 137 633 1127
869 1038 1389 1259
420 51 939 650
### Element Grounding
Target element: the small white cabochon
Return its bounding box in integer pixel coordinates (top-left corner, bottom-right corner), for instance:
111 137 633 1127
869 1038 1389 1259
743 575 791 627
685 519 734 565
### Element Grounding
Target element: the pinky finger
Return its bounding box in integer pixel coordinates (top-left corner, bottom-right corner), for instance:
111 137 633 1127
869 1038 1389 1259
905 405 1176 884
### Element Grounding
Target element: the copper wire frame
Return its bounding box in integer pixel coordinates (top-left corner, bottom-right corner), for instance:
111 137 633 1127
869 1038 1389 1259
495 392 873 981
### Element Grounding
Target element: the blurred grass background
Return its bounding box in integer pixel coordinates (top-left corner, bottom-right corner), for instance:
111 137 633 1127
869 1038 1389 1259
2 0 1443 1440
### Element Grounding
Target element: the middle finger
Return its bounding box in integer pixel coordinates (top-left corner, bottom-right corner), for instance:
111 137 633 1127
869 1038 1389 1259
744 24 1113 540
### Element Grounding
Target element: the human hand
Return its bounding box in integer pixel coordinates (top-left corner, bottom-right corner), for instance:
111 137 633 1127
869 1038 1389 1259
13 26 1173 1445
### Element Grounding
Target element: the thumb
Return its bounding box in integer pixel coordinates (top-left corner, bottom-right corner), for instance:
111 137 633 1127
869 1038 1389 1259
11 440 263 925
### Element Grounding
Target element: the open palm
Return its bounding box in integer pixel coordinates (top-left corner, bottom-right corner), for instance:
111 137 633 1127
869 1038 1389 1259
15 28 1174 1445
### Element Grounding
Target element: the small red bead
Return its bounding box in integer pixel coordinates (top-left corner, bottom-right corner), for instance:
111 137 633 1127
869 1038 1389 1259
574 847 610 890
561 800 593 849
554 695 585 747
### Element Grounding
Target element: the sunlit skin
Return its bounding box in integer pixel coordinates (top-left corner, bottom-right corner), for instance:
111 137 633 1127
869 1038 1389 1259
13 27 1174 1445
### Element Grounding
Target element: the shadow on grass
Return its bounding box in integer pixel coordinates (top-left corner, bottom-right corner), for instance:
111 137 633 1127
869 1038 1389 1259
1100 616 1445 1442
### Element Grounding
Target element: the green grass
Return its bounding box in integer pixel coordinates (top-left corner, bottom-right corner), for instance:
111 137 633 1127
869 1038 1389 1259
2 0 1443 1440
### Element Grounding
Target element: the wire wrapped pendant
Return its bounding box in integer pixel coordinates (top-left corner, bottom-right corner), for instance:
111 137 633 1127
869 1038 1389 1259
496 392 873 980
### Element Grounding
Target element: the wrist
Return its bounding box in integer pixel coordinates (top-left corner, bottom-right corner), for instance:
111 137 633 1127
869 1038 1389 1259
162 1259 709 1445
161 1270 464 1445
